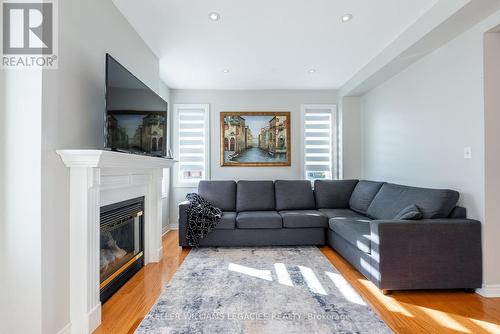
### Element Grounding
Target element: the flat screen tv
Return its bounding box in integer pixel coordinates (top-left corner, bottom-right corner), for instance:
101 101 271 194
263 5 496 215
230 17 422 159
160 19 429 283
105 54 168 158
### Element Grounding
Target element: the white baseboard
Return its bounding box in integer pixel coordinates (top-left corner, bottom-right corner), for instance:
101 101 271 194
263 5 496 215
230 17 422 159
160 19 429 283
88 303 102 333
56 323 71 334
69 303 101 334
477 284 500 298
162 225 170 235
157 246 163 261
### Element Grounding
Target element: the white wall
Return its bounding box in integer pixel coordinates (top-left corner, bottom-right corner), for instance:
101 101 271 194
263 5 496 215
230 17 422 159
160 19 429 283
39 1 165 333
360 10 500 290
0 70 44 334
340 96 363 180
169 89 338 227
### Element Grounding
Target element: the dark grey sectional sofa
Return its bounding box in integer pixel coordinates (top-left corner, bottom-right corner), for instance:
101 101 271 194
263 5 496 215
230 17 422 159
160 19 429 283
178 179 482 292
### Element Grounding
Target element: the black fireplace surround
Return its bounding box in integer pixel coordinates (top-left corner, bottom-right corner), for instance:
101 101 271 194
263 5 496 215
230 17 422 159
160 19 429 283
100 197 144 302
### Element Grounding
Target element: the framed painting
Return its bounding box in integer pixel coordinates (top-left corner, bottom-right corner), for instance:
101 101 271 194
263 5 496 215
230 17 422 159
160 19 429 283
220 112 291 167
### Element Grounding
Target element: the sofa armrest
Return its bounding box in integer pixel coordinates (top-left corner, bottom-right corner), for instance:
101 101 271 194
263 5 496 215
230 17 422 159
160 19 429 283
370 219 482 289
178 200 190 247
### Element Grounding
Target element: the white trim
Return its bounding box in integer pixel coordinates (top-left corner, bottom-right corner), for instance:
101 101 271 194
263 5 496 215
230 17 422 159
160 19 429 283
299 105 306 180
332 105 340 180
157 246 164 260
337 104 344 180
87 304 102 334
56 323 72 334
172 104 210 188
56 149 177 169
477 284 500 298
300 104 339 181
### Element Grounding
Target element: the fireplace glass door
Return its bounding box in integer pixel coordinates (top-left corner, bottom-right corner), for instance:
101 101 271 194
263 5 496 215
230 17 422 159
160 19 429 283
100 197 144 302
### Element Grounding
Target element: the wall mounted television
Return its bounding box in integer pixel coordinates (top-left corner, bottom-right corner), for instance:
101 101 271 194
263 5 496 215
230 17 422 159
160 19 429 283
105 54 168 158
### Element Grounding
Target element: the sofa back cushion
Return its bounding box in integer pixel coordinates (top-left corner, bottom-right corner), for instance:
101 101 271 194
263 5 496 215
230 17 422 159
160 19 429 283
449 206 467 219
314 180 358 209
198 181 236 211
236 181 275 212
275 180 315 211
349 180 384 214
366 183 459 220
393 204 423 220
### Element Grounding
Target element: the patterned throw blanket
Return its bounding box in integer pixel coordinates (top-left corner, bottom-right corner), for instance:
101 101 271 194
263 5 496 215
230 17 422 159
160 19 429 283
185 193 222 247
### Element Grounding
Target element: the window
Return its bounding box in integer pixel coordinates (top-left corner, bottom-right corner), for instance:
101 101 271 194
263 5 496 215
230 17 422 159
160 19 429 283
301 104 338 181
173 104 210 187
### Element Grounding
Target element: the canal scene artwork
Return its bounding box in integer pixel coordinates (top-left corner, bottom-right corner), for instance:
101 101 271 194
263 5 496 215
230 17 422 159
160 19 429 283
221 112 291 166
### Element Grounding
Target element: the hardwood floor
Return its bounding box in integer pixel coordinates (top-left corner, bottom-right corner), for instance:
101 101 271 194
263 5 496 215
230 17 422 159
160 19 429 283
95 231 500 334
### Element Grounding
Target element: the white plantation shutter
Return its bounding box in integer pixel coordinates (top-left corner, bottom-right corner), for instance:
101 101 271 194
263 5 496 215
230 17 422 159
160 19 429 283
301 105 338 181
173 104 210 187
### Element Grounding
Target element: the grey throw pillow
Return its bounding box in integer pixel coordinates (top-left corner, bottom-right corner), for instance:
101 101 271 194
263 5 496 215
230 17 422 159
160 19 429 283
394 204 423 220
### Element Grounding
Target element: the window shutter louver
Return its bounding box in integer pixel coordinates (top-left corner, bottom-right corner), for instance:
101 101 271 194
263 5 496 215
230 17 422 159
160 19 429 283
302 105 337 181
173 104 210 186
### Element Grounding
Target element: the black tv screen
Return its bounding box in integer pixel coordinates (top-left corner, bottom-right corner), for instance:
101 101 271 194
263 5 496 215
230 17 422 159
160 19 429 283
105 54 168 157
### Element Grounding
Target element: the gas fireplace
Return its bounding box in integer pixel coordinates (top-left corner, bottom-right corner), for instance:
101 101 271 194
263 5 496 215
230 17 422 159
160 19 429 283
100 197 144 302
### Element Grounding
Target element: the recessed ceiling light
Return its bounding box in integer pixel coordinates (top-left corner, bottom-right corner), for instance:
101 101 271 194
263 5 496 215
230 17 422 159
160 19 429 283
341 14 353 23
209 12 221 21
308 69 317 74
222 69 230 73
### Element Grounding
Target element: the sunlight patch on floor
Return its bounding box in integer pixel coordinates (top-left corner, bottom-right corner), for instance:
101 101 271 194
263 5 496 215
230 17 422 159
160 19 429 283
298 265 327 295
228 263 328 296
469 318 500 333
274 263 294 287
325 271 366 305
417 306 471 333
228 263 272 281
356 277 414 317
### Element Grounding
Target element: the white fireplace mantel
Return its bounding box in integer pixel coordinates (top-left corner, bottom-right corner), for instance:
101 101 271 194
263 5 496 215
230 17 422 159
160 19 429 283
57 149 176 334
57 149 177 169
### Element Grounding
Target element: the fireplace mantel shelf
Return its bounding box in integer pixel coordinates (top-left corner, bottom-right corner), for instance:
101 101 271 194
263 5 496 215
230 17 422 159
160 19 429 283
57 149 177 169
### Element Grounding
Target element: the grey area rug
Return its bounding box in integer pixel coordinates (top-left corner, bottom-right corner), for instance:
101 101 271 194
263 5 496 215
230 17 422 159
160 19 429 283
136 247 391 334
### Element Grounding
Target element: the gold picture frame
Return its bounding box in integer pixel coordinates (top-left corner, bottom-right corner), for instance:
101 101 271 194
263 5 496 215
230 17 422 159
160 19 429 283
220 112 291 167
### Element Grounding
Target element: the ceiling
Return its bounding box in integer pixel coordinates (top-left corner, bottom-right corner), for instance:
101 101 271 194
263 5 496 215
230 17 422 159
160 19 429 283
112 0 439 90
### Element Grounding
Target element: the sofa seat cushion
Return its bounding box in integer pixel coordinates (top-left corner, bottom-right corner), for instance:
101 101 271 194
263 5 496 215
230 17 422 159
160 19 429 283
318 208 368 220
314 180 358 209
236 211 282 229
329 218 372 254
349 180 384 214
275 180 316 210
279 210 328 228
198 181 236 211
366 183 459 220
236 181 275 212
214 212 236 230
